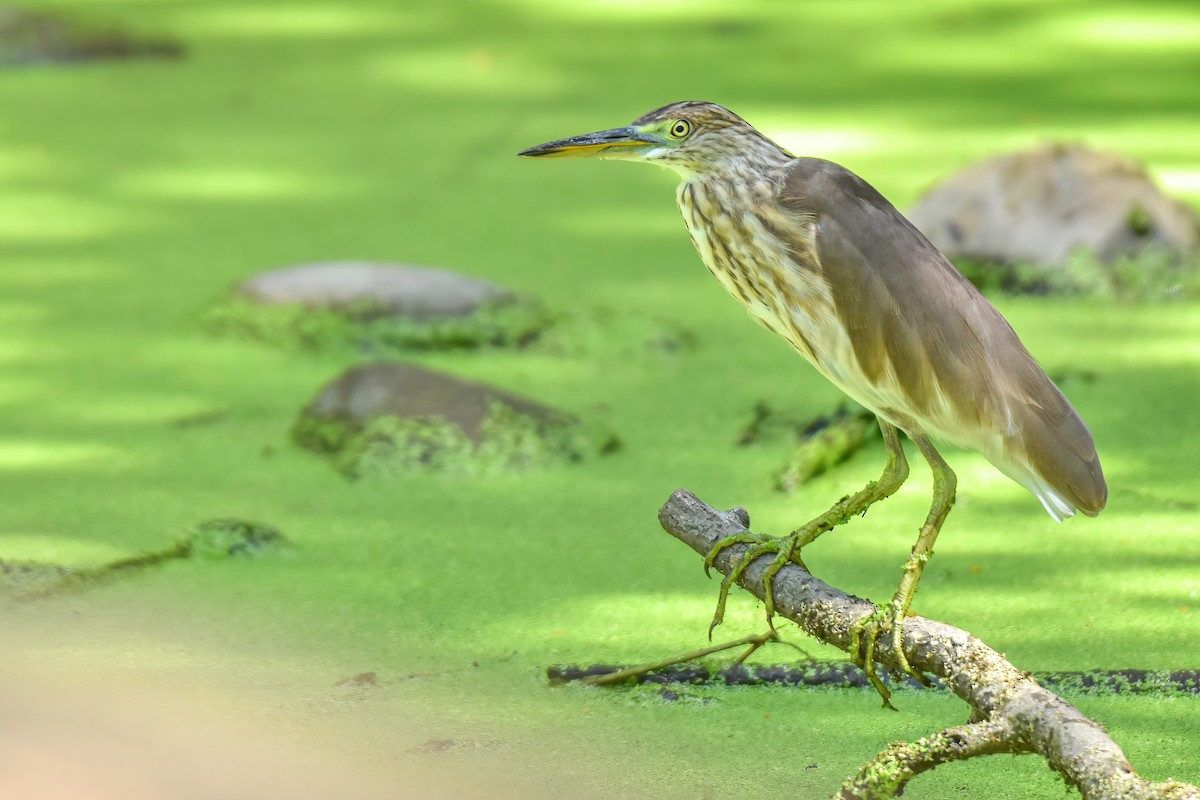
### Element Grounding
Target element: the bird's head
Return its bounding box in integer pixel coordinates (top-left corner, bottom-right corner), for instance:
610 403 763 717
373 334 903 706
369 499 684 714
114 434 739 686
518 101 787 179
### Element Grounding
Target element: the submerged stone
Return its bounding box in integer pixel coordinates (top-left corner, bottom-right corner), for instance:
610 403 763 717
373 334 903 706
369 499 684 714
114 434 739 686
235 262 516 319
293 362 617 477
907 142 1200 294
209 262 553 351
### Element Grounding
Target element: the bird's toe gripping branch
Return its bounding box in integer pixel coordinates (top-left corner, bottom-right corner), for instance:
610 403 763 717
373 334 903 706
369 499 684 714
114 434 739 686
703 522 934 710
703 531 808 637
848 587 931 711
704 420 912 636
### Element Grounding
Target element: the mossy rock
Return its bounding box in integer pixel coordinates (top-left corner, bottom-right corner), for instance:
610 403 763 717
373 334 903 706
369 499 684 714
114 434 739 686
205 262 693 355
206 294 555 353
907 142 1200 297
205 262 554 352
293 362 618 477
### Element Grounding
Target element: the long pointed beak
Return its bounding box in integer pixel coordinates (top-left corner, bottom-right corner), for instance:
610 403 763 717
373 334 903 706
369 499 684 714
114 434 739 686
518 126 660 159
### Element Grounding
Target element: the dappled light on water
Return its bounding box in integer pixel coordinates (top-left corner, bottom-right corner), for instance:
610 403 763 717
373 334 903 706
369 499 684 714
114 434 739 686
117 165 350 201
0 440 132 472
170 4 416 38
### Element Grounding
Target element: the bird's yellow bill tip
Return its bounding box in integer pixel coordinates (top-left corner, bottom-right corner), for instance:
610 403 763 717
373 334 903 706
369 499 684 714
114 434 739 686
518 126 656 159
518 141 635 159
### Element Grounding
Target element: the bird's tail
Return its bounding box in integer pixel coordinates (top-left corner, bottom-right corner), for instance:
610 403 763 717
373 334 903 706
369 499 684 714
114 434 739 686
994 388 1107 521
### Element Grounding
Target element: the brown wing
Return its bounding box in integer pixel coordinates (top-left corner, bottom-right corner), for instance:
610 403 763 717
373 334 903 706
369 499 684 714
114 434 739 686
778 158 1106 515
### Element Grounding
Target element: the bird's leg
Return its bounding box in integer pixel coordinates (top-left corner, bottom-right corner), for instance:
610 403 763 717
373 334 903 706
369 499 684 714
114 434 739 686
850 433 956 708
787 421 910 550
705 420 910 636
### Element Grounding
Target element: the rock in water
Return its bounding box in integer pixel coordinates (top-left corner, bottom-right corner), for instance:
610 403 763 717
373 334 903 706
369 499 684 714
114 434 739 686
907 143 1199 286
293 362 617 477
235 262 516 319
212 262 553 351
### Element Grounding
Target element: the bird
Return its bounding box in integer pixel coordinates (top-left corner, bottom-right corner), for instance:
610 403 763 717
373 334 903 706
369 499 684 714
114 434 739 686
519 101 1106 705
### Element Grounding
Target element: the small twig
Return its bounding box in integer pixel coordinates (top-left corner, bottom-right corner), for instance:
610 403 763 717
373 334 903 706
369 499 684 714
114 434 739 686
582 630 780 687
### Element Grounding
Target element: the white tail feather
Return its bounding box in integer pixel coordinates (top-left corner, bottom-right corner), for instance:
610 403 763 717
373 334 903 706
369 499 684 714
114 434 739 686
988 455 1076 522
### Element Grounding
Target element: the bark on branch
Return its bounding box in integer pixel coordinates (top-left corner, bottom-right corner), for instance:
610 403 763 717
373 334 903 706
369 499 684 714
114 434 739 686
658 489 1199 800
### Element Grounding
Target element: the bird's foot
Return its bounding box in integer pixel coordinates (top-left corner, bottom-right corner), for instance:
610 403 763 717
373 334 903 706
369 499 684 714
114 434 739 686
704 530 808 638
848 592 932 710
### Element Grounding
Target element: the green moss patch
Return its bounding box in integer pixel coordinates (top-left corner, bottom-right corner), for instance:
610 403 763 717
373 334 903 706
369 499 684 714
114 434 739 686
203 294 556 353
956 250 1200 300
292 361 618 478
3 519 286 601
295 402 616 478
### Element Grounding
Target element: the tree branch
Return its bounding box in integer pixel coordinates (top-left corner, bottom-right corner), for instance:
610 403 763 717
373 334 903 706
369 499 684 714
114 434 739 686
658 489 1199 800
839 720 1017 799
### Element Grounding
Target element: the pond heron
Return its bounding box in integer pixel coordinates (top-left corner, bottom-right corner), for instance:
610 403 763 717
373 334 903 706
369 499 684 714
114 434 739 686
519 102 1106 705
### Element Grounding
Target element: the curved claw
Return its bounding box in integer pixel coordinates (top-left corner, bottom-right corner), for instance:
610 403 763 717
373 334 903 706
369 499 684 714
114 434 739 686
707 539 776 637
705 533 811 637
850 603 934 708
850 608 896 710
707 575 734 638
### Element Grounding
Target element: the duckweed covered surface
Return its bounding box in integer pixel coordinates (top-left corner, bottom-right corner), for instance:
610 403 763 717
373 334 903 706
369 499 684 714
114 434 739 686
2 1 1198 796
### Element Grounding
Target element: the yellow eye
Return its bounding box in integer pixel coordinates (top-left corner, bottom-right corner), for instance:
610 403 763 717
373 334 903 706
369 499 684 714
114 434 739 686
668 119 691 139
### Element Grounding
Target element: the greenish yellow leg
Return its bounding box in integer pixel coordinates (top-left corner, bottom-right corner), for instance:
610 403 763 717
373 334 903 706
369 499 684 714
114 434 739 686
851 432 957 707
705 420 910 637
850 619 894 709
